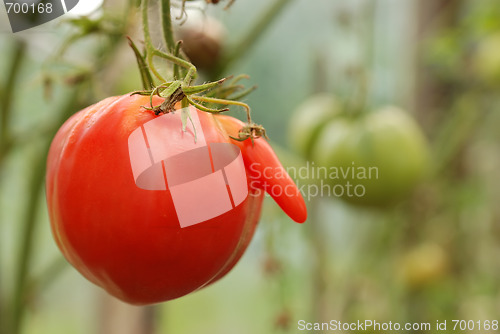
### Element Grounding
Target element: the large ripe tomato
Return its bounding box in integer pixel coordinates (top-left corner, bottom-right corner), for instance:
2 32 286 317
289 96 429 206
46 94 306 305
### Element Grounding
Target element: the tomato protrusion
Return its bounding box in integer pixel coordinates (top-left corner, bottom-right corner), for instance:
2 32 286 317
216 115 308 223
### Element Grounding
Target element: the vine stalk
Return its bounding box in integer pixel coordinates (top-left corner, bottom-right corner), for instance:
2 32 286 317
7 8 129 333
212 0 293 78
160 0 176 53
0 41 26 169
0 39 27 334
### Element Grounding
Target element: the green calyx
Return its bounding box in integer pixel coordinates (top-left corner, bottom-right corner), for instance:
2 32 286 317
128 0 262 141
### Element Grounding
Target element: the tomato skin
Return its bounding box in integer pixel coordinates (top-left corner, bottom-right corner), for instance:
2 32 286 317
46 94 305 305
216 115 308 224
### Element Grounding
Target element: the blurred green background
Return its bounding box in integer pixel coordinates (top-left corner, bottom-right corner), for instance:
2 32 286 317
2 0 500 333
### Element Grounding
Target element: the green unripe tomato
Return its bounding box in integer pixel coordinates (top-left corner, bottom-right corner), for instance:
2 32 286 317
311 106 430 206
288 94 341 158
473 33 500 85
398 243 448 290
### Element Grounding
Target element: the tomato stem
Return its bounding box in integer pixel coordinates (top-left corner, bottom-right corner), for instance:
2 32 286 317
346 67 370 117
141 0 198 86
0 39 27 334
0 41 26 160
10 162 46 334
127 36 155 89
10 89 83 334
5 12 129 333
173 40 183 79
135 0 264 141
152 48 197 85
192 95 252 123
160 0 176 54
141 0 164 82
212 0 293 78
307 197 329 324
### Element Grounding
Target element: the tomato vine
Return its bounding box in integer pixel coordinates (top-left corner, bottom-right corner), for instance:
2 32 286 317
127 0 266 142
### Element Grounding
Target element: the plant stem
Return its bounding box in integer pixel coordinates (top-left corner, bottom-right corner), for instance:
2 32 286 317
307 198 328 333
0 41 26 334
160 0 176 53
27 258 68 296
1 40 26 139
141 0 157 59
142 0 168 82
212 0 294 78
9 90 81 334
10 159 47 334
141 0 197 86
141 0 152 48
5 4 131 333
0 41 26 169
128 37 155 89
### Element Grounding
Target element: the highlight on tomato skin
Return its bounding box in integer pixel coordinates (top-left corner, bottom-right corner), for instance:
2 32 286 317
45 93 306 305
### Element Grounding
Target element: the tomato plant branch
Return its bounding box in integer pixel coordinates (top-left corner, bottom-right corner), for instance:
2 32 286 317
9 90 82 334
7 12 128 333
141 0 197 85
306 198 329 328
26 258 68 301
185 95 229 113
191 95 251 122
0 46 26 322
212 0 293 78
173 40 183 79
10 160 48 334
160 0 176 53
9 116 75 334
127 36 155 89
152 49 197 84
135 0 264 140
142 0 165 82
0 41 26 167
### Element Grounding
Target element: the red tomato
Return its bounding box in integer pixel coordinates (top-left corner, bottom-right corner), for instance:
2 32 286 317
46 94 306 305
